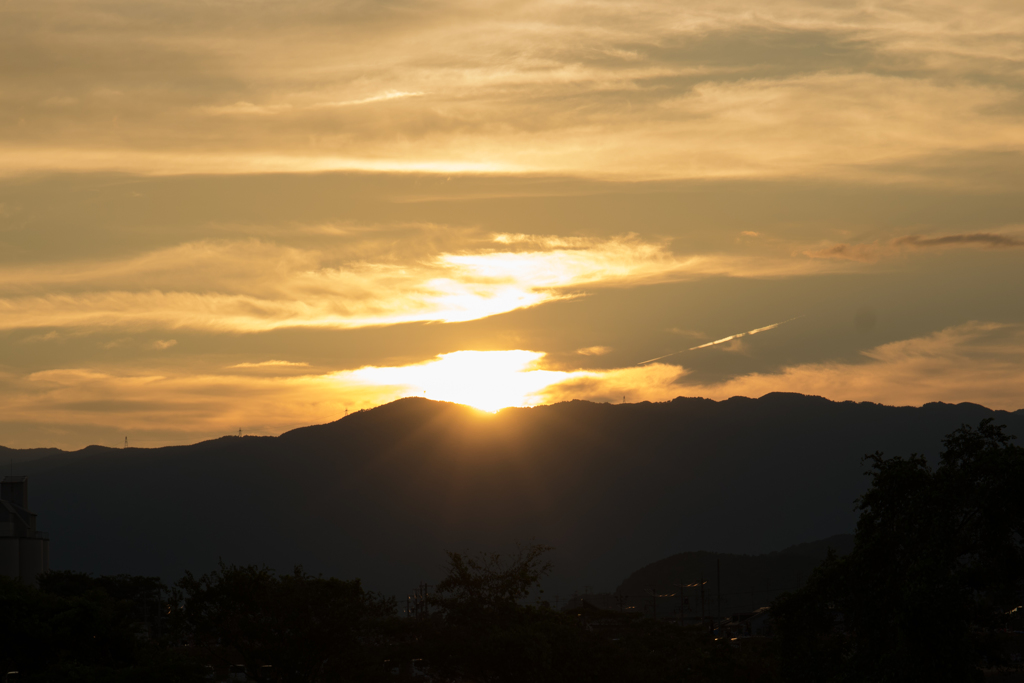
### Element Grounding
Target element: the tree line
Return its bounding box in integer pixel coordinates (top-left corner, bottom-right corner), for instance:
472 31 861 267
1 420 1021 682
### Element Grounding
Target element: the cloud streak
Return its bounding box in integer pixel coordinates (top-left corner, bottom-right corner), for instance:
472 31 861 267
638 317 799 364
4 0 1024 180
687 318 800 350
804 230 1024 262
0 235 832 333
228 360 310 369
894 233 1024 249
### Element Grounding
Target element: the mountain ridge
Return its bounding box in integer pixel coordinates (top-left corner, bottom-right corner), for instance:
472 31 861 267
6 392 1021 455
5 393 1023 598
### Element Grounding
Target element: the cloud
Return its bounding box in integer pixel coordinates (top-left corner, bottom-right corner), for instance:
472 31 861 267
102 338 133 349
229 360 310 369
4 323 1023 449
539 363 686 406
20 331 59 343
804 230 1024 261
0 234 833 333
576 346 612 356
151 339 177 350
894 233 1024 249
0 350 688 447
202 91 424 116
674 322 1024 411
638 317 799 364
201 102 294 116
802 243 884 263
3 1 1024 180
312 91 426 109
688 318 798 351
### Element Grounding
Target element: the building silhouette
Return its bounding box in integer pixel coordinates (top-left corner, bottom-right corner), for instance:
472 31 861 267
0 476 50 585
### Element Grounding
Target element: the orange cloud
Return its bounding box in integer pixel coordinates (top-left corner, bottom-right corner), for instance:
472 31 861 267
4 1 1024 180
4 323 1022 450
576 346 612 356
0 235 832 333
676 322 1024 411
0 350 687 448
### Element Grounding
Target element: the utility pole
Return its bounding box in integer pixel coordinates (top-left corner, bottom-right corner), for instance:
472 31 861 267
415 583 432 618
124 436 127 449
674 582 691 624
677 583 688 624
717 559 722 625
700 574 706 628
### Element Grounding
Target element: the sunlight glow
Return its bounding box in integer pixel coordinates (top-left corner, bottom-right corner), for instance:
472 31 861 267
0 235 827 334
344 350 571 412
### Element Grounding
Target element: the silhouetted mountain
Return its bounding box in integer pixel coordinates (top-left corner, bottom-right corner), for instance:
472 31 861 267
7 394 1024 598
574 534 855 619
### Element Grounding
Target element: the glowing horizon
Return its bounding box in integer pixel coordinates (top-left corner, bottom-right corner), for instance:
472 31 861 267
2 0 1024 449
344 350 567 413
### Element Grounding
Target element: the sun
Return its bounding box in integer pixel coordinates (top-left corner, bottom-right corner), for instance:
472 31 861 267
347 350 570 412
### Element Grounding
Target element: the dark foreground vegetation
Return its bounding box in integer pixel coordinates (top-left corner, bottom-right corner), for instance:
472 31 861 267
2 421 1022 682
774 419 1024 682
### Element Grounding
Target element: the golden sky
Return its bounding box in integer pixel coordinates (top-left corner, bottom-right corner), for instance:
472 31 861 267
2 0 1024 448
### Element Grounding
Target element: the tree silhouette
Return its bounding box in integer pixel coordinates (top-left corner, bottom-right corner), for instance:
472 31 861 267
774 419 1024 682
173 561 393 682
420 543 598 682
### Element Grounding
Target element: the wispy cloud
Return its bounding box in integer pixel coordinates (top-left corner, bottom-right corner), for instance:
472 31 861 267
312 91 425 108
894 233 1024 249
802 243 885 263
20 331 59 343
228 360 310 369
804 230 1024 261
0 235 831 333
688 318 799 350
201 102 294 116
4 1 1024 179
673 322 1024 411
639 318 799 365
202 91 425 116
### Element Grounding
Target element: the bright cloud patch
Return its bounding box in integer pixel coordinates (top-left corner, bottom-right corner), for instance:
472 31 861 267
0 235 830 333
0 350 687 448
6 322 1023 450
341 350 566 413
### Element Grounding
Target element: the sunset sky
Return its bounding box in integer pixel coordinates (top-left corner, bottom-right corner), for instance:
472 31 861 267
3 0 1024 449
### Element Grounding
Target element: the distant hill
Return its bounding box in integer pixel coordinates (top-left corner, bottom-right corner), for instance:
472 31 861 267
570 534 855 619
6 393 1023 598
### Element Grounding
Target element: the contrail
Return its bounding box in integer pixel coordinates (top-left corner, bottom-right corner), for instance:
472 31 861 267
638 317 801 365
